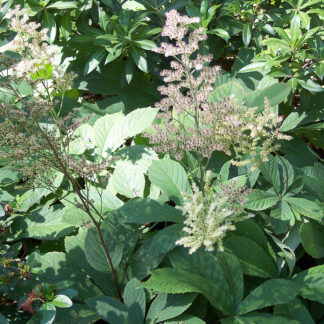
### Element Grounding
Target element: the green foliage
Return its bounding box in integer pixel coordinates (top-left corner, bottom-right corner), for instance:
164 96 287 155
0 1 323 323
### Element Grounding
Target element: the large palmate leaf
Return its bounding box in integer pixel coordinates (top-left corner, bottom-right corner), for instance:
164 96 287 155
148 159 192 205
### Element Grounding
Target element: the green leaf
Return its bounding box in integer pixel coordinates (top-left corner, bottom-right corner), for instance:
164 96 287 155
224 236 278 278
263 38 291 51
0 314 8 324
61 12 72 39
47 1 77 9
132 39 157 50
293 265 324 304
300 222 324 258
144 268 233 314
280 111 306 132
43 11 56 43
167 248 235 314
238 61 269 74
285 197 323 222
244 83 291 108
65 227 116 295
246 190 279 211
274 298 315 323
242 24 252 47
94 108 157 157
14 205 75 240
315 63 324 80
290 15 301 44
146 293 196 324
0 167 22 186
111 161 145 198
52 295 73 308
84 226 123 273
237 279 301 315
130 46 148 73
84 48 106 75
236 313 301 323
209 28 230 41
86 296 129 324
148 160 191 205
298 79 324 92
117 198 184 224
123 279 145 324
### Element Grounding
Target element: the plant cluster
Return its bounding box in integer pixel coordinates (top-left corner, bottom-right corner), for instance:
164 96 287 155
0 1 323 324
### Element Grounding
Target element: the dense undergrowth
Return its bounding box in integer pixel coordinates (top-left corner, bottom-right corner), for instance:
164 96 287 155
0 0 323 323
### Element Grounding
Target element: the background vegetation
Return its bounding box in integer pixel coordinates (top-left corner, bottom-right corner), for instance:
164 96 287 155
0 0 323 323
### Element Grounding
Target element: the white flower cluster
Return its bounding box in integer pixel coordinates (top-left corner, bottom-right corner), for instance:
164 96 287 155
1 6 75 92
176 172 250 254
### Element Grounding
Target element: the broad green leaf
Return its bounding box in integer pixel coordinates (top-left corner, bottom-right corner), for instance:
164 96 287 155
167 248 234 314
52 295 73 308
96 108 157 156
280 111 306 132
246 190 279 211
315 63 324 80
61 12 72 40
111 145 158 173
133 39 157 50
300 222 324 258
47 1 77 9
290 15 301 44
93 112 124 158
54 304 98 323
111 161 145 198
293 265 324 304
84 48 106 75
263 38 291 51
244 83 291 108
237 279 301 314
146 293 196 324
274 298 315 323
116 198 184 224
238 61 269 74
84 226 123 273
224 236 278 278
86 296 128 324
43 11 56 43
0 167 22 186
124 279 145 324
130 46 148 72
148 159 191 205
298 79 324 92
242 24 252 47
209 28 230 41
14 205 75 240
65 227 116 295
285 197 323 222
144 268 233 314
124 58 134 84
236 313 301 323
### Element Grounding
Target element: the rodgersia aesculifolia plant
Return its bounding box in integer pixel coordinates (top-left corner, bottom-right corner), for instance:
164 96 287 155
0 7 122 300
145 10 291 176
